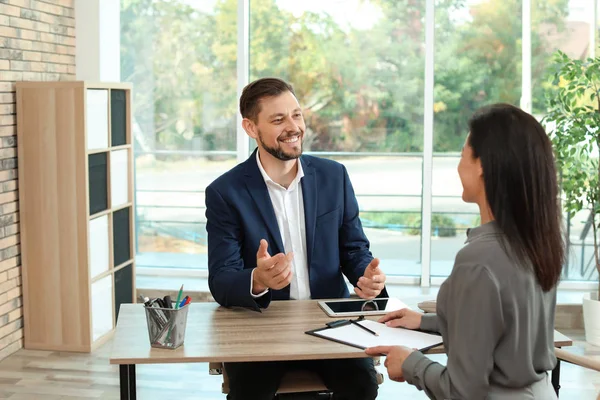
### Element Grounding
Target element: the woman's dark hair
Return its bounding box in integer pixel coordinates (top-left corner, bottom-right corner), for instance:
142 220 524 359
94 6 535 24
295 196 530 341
240 77 296 122
468 103 564 291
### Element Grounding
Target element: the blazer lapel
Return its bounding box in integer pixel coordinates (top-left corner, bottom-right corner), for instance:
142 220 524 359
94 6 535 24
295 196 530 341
244 151 285 254
300 156 317 269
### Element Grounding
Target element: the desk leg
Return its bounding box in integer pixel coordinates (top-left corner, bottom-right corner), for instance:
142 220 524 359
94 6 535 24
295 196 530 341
551 358 561 398
120 364 137 400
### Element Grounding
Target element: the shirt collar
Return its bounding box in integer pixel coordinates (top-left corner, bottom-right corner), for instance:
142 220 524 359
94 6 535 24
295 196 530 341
465 220 501 243
255 150 304 190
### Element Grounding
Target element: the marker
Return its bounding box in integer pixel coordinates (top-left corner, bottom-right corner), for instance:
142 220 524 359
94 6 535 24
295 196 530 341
142 296 156 309
150 300 168 326
178 295 189 309
163 295 173 309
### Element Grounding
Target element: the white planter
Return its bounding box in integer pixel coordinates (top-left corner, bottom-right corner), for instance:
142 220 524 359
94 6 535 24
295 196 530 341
583 292 600 347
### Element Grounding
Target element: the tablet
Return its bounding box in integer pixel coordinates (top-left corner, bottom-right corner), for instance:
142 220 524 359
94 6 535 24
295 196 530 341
318 297 409 317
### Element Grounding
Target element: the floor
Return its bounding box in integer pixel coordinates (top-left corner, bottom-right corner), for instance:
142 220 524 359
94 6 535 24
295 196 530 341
0 330 596 399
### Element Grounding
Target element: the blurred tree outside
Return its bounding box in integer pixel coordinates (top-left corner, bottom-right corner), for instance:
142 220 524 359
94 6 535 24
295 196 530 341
121 0 573 155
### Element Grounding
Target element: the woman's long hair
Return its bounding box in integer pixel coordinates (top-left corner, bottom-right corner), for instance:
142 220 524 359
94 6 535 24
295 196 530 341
468 103 565 291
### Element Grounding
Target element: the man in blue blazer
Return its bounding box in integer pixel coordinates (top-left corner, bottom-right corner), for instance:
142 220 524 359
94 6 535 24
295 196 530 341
205 77 387 400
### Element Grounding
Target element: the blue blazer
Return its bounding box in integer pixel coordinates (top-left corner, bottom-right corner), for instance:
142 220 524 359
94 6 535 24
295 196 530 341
205 149 387 310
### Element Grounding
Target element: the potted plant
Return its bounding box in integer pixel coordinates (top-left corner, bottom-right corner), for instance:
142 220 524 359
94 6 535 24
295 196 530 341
543 50 600 346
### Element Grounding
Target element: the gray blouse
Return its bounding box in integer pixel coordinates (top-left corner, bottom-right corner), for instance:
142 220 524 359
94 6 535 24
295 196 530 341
402 221 558 399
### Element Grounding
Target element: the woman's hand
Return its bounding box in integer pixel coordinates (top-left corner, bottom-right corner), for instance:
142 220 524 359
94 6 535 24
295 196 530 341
365 345 415 382
378 308 423 330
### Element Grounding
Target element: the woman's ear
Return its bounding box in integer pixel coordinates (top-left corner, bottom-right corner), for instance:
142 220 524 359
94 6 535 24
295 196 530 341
242 118 258 139
476 158 484 178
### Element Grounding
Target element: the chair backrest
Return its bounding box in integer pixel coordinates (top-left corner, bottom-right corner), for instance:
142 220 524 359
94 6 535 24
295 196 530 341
209 362 330 395
208 361 384 395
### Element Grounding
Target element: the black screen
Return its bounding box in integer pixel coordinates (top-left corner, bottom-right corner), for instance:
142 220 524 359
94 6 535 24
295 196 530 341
326 299 393 313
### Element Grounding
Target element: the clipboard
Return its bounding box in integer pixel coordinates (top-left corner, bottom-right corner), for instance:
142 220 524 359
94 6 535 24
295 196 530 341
305 317 443 352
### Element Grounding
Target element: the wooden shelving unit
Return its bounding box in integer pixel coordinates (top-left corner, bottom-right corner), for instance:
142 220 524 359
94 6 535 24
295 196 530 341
16 81 136 352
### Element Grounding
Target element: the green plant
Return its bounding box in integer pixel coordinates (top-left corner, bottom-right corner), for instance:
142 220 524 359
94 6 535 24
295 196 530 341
431 214 458 237
543 50 600 298
359 212 457 237
410 214 457 237
359 212 421 233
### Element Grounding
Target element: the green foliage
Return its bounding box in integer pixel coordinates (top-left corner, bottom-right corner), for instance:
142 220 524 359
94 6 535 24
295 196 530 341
542 50 600 294
431 214 458 237
360 212 421 230
543 51 600 218
121 0 571 154
359 212 458 237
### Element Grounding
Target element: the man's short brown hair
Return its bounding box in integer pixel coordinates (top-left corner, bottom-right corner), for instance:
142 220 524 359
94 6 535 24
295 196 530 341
239 77 296 122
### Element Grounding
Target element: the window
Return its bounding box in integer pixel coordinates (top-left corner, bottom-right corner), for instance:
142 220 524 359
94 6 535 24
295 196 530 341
250 0 425 276
431 0 522 277
121 0 237 270
532 0 597 281
121 0 599 286
532 0 592 115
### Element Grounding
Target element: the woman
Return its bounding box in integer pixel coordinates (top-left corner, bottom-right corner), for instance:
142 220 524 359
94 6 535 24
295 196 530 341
366 103 565 399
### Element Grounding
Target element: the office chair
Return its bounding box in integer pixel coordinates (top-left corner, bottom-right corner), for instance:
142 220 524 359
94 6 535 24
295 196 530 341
209 360 384 399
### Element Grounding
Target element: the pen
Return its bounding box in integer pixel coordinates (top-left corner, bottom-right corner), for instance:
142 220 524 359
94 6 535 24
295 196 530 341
350 319 379 336
167 288 184 342
326 319 350 329
175 284 184 309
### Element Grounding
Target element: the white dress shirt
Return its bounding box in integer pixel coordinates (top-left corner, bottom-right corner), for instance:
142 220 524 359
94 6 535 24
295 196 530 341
250 151 311 300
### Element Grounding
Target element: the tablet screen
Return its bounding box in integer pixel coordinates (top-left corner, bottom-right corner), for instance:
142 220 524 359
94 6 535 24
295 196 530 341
324 298 401 313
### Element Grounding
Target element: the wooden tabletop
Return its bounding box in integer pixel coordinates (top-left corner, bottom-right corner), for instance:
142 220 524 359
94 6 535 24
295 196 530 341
109 300 573 365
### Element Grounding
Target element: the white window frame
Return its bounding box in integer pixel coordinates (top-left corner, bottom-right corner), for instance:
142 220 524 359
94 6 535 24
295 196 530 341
107 0 596 291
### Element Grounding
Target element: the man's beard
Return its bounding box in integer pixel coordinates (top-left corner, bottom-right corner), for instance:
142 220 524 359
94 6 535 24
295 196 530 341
258 130 303 161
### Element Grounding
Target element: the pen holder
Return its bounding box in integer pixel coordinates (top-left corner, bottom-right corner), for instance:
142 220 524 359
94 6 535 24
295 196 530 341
144 304 189 349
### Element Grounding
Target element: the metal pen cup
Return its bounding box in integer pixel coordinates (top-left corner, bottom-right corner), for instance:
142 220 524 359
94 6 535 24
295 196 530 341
144 304 189 349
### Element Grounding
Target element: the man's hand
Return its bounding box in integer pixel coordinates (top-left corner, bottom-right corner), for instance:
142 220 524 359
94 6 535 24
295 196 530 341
378 308 423 330
252 239 293 294
365 345 415 383
354 258 386 299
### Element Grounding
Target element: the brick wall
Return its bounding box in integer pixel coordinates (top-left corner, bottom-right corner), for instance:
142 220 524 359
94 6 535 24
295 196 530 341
0 0 75 360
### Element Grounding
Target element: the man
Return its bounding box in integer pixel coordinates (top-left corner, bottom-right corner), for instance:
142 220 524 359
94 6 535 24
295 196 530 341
205 77 387 400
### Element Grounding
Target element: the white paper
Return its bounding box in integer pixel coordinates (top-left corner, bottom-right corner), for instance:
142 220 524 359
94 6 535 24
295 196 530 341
314 319 443 350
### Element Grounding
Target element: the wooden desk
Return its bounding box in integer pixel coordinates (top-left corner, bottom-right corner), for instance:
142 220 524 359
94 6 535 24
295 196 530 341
110 301 573 399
